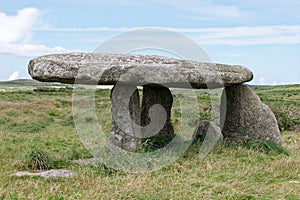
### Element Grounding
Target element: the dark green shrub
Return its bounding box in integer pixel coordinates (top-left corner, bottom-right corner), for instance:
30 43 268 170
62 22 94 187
275 111 297 132
24 147 54 170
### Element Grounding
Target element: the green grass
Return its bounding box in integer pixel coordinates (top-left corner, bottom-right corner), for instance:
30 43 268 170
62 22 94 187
0 83 299 199
22 146 55 170
242 141 290 156
253 84 300 132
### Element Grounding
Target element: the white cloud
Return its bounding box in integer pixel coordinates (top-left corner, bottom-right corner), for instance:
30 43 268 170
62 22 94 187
0 7 40 44
8 71 20 81
171 25 300 45
40 25 300 46
41 26 133 32
240 0 300 15
178 16 213 21
60 0 244 18
0 7 69 57
161 0 243 18
258 76 265 85
0 43 66 57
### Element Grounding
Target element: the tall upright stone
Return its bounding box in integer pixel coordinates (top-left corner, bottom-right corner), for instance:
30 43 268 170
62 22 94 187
109 84 141 152
141 85 174 147
220 85 281 145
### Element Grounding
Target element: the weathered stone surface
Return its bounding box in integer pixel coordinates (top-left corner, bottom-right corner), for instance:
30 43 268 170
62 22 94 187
109 84 141 152
28 53 253 89
193 120 223 156
220 85 281 144
13 169 76 178
193 120 223 142
141 85 174 138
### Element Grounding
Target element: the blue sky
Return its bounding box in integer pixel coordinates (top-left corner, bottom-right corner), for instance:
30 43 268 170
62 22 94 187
0 0 299 84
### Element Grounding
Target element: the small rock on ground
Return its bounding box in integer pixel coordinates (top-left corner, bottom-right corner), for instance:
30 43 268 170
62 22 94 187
13 169 76 178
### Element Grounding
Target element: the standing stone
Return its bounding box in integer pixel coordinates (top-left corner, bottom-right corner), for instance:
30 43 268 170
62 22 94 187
220 85 281 145
193 120 223 143
109 84 141 152
193 120 223 157
141 85 174 147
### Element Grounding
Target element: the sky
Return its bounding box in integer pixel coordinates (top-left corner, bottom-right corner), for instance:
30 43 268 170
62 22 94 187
0 0 299 85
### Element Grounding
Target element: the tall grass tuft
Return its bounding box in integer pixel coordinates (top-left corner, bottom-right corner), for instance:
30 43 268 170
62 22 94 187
24 147 54 170
243 141 290 156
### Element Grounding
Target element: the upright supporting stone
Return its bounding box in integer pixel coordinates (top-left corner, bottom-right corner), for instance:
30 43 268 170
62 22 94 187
141 85 174 147
109 84 141 152
220 84 281 145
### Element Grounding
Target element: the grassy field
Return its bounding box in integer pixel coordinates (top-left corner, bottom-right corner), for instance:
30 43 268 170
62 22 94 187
0 82 299 199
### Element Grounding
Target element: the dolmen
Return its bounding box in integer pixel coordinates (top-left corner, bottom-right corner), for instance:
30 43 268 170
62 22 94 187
28 53 281 151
